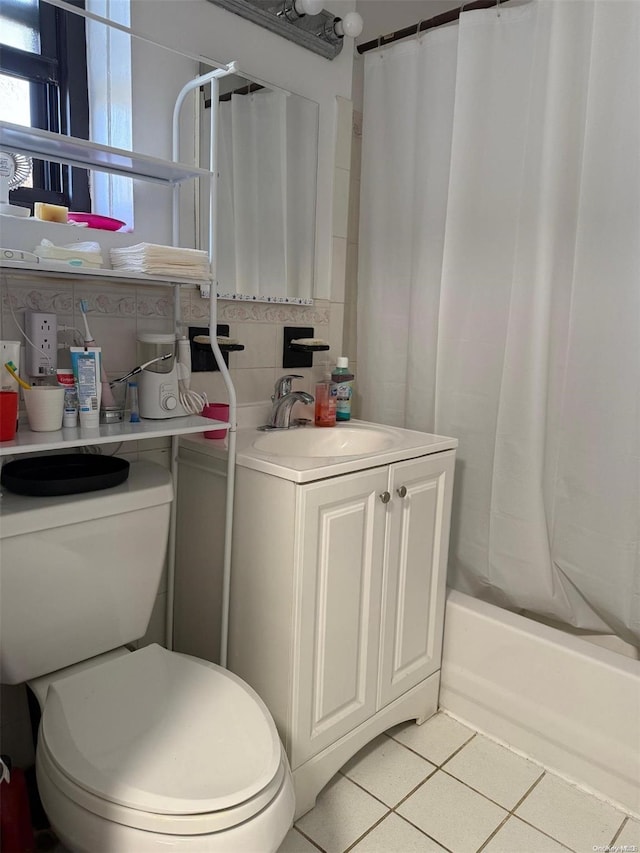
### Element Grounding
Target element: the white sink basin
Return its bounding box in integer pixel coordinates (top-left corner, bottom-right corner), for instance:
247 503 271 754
181 416 457 483
252 425 399 457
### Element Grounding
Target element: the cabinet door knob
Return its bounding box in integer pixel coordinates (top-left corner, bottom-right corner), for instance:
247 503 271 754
379 491 391 504
397 485 408 498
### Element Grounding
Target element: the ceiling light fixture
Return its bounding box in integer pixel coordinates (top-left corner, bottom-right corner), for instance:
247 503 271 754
321 10 363 43
280 0 324 22
205 0 364 60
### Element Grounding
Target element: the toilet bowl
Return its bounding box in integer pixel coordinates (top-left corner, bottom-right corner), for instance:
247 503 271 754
0 461 294 852
30 645 294 852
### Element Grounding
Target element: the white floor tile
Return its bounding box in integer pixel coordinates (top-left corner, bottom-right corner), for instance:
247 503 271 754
295 774 388 853
277 827 321 853
350 813 448 852
482 816 570 852
613 817 640 850
397 770 507 853
443 734 543 809
515 773 627 851
387 712 475 765
342 734 436 807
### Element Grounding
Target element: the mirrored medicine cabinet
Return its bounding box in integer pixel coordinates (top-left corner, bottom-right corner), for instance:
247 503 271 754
1 0 320 302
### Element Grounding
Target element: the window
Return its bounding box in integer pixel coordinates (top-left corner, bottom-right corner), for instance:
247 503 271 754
0 0 91 210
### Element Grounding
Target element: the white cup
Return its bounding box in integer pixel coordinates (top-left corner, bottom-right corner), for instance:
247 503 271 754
24 386 65 432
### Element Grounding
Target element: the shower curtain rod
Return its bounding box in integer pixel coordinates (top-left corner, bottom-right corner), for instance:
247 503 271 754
357 0 507 54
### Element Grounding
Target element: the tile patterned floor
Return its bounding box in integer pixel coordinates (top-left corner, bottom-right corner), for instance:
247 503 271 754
279 712 640 853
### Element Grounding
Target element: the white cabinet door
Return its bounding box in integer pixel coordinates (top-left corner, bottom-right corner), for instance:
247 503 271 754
291 467 388 767
378 452 455 709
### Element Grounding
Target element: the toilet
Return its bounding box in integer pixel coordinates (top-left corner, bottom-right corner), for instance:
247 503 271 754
0 460 294 852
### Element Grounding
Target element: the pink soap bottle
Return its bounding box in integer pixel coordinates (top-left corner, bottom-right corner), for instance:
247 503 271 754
314 377 337 427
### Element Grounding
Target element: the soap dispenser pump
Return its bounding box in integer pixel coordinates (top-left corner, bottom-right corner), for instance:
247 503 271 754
314 374 337 427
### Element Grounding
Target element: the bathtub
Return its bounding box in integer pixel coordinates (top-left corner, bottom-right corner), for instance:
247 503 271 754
440 590 640 817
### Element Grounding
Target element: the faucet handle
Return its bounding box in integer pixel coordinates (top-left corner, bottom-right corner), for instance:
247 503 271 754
272 374 303 401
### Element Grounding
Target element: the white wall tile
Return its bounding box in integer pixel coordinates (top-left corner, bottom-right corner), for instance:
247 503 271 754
231 367 280 404
135 287 174 320
348 176 360 246
332 167 350 240
2 278 74 317
345 242 358 302
328 302 345 364
190 370 227 403
189 290 211 324
351 111 363 178
178 286 191 321
273 324 285 370
218 300 329 326
135 316 174 338
82 315 137 375
344 296 357 364
331 237 347 304
335 96 353 172
230 323 278 369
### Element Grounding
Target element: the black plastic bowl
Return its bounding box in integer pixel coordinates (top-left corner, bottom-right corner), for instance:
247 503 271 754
0 453 130 497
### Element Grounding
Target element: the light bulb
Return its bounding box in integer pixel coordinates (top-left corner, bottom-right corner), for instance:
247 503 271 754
295 0 324 15
333 11 363 38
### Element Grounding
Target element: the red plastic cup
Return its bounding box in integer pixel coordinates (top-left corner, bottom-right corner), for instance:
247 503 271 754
202 402 230 439
0 391 19 441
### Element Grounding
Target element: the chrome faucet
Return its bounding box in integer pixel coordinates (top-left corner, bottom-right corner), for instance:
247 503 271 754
260 375 314 430
268 391 314 429
272 374 303 403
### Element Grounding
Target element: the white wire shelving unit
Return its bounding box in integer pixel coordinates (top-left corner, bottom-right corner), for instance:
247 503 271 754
170 62 239 668
0 64 239 665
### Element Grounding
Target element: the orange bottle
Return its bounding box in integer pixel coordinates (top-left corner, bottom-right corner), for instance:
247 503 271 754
314 380 337 427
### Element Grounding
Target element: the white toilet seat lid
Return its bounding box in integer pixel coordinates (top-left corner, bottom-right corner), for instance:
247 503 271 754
41 645 282 815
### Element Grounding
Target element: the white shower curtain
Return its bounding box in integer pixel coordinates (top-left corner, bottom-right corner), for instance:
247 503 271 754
358 0 640 643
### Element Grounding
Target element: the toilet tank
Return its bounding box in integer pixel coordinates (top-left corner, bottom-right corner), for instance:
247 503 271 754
0 460 173 685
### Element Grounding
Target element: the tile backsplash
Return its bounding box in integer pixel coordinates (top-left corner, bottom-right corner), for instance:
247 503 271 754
0 277 342 405
183 290 339 405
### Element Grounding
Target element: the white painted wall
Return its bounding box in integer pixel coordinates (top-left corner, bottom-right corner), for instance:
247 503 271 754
356 0 459 43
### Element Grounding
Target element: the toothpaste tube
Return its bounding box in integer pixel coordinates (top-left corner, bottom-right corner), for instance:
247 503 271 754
57 368 78 428
70 347 101 428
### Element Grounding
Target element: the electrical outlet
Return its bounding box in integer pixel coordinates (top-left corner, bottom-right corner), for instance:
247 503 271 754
26 310 58 376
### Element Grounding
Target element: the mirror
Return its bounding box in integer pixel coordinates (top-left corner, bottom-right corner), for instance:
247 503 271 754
200 73 319 302
2 1 320 301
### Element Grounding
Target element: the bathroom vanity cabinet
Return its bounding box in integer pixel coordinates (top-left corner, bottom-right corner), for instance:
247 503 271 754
175 428 455 818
